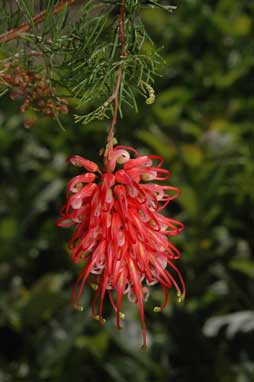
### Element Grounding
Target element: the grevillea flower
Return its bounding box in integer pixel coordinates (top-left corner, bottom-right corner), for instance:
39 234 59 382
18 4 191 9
57 145 185 348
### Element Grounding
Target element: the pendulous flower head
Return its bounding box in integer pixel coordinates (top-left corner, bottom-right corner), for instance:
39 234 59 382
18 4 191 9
57 145 185 348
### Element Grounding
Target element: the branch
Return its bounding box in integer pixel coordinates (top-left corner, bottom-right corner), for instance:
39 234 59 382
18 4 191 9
0 0 78 44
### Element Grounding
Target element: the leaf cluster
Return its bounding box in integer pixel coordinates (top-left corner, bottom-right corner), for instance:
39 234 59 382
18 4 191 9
0 0 176 125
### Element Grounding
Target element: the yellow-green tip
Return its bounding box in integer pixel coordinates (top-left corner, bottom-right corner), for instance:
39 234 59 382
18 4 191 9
177 291 184 303
95 315 106 324
73 303 84 312
153 306 161 313
119 312 126 320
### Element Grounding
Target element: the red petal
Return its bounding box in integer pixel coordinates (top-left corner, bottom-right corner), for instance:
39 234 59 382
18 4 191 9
67 155 99 172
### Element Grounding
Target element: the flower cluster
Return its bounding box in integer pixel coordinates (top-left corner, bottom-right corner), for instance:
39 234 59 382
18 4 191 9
0 64 68 126
57 145 185 348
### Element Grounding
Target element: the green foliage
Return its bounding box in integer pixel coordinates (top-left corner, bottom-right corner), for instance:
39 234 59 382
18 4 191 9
0 0 168 126
0 0 253 381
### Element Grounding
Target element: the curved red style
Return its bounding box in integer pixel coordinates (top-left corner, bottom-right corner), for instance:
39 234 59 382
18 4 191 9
57 145 185 348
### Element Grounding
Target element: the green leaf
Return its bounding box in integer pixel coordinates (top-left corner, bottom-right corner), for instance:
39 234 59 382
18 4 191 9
18 0 35 28
230 259 254 278
180 144 203 167
136 129 176 160
0 218 17 241
18 273 69 325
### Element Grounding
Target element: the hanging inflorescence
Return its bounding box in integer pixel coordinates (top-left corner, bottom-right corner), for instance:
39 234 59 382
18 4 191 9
57 145 185 348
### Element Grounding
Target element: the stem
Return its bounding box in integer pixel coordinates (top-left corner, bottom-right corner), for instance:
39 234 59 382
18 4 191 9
0 0 78 44
104 0 126 169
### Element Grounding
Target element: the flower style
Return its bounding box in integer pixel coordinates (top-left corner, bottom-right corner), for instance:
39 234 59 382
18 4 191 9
57 145 185 348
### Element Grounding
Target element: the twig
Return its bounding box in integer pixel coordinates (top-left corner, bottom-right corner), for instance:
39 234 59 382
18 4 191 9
0 0 78 44
104 0 126 167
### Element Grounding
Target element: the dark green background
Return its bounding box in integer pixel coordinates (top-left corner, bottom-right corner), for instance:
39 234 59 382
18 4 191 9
0 1 253 381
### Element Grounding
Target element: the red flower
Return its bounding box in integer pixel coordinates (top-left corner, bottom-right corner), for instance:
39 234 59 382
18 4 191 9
57 145 185 348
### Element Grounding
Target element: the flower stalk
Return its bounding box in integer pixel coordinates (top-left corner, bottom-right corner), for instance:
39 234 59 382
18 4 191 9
104 0 127 171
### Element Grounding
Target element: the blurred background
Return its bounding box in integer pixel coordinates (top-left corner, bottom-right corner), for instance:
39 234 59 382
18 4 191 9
0 1 253 381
